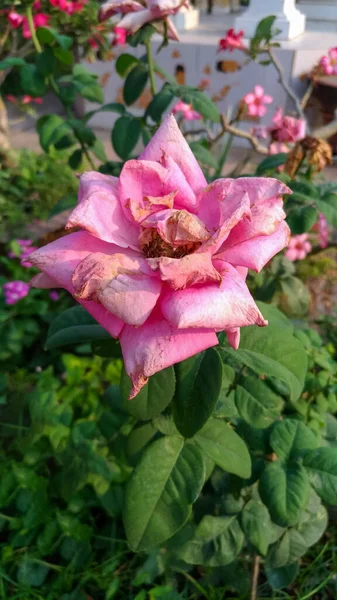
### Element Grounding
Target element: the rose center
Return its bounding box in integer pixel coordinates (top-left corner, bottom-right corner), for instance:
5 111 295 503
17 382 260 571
141 229 201 259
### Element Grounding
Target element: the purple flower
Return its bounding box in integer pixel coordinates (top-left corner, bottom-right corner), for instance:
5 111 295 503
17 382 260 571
49 291 60 301
3 281 30 305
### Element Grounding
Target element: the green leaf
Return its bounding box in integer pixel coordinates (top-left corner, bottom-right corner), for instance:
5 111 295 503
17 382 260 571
127 24 156 47
120 366 175 419
48 194 77 218
91 338 122 358
90 138 107 163
240 499 272 555
46 306 110 349
20 64 47 97
36 114 71 152
278 276 310 317
146 87 174 122
303 447 337 504
36 48 57 76
316 193 337 228
68 148 83 170
124 437 205 551
178 87 219 122
116 54 140 77
67 119 96 145
268 499 328 567
189 142 217 169
266 562 299 590
235 376 283 429
37 27 72 49
195 418 251 478
221 317 307 403
253 15 277 43
179 515 244 566
123 64 149 106
112 115 141 160
84 103 126 123
0 57 26 70
259 462 309 527
287 204 318 234
270 419 318 462
173 349 222 438
290 180 320 200
255 153 288 175
54 47 73 66
77 82 104 104
17 559 49 587
127 423 158 458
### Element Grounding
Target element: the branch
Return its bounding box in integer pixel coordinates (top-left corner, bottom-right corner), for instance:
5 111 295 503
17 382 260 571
220 115 269 155
267 49 306 121
183 128 210 138
312 119 337 140
301 79 314 110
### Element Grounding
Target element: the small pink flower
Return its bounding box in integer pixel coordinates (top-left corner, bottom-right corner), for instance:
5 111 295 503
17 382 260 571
269 141 290 155
218 28 245 52
22 95 43 104
285 234 312 261
6 95 17 104
243 85 273 118
7 12 24 28
113 27 127 45
22 13 50 39
49 291 60 301
172 100 202 121
8 239 37 268
88 37 100 49
3 281 30 305
319 47 337 75
29 115 291 398
270 108 306 143
33 0 42 9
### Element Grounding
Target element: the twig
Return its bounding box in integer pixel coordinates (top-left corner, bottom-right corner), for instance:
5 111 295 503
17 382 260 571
220 115 269 155
250 555 260 600
183 128 209 138
312 119 337 140
267 49 306 121
301 79 314 110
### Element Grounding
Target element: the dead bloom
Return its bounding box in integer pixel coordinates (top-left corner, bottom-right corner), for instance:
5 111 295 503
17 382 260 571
285 136 332 177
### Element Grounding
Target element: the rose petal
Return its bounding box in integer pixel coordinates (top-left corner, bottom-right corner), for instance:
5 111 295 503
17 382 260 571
67 171 139 249
161 261 267 330
120 309 218 397
148 252 221 289
140 114 207 194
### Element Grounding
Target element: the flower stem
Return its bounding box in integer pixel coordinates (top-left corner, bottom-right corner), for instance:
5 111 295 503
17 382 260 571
145 39 156 96
26 6 42 54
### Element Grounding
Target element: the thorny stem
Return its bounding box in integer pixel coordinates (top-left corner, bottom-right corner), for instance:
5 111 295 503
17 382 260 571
145 39 156 96
250 554 260 600
26 6 96 170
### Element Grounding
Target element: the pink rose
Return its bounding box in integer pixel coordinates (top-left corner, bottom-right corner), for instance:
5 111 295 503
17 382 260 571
7 12 24 28
243 85 273 118
113 27 127 45
99 0 190 41
29 115 290 397
285 234 312 261
218 28 245 53
172 100 202 121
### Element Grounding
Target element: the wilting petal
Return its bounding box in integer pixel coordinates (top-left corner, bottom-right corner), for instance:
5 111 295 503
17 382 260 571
217 221 290 272
118 8 152 32
220 177 290 246
142 209 210 246
226 328 240 349
140 114 207 195
28 232 128 337
148 252 221 289
160 154 197 210
119 160 181 220
67 171 139 249
30 273 60 288
99 0 142 20
197 179 251 253
161 262 267 330
120 309 218 397
99 273 162 325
